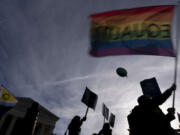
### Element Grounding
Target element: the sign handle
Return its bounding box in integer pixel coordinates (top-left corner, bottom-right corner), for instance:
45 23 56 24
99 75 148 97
85 107 89 117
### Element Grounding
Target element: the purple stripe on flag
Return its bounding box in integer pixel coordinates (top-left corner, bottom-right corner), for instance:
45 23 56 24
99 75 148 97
90 48 175 57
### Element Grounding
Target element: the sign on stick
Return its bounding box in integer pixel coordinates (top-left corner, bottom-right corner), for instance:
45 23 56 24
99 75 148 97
109 113 115 128
102 103 109 120
140 77 161 98
81 87 98 110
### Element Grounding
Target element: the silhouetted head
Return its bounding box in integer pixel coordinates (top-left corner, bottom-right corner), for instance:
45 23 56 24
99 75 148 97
103 123 110 130
71 115 81 124
138 95 152 106
68 115 81 129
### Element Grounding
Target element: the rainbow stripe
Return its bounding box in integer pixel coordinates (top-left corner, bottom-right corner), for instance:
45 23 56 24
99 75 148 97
90 5 175 57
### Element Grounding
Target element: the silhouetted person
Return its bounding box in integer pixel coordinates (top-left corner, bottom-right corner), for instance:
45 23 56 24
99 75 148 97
98 123 112 135
128 84 176 135
66 115 86 135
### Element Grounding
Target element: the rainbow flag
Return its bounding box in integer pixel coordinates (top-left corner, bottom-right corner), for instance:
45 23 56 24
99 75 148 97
90 5 175 57
0 85 18 115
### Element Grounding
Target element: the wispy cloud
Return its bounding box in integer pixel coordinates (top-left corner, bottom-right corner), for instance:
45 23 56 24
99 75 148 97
0 0 180 135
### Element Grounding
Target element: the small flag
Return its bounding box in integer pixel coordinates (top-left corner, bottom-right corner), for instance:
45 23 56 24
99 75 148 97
81 87 98 110
102 103 109 120
140 77 161 98
89 5 175 57
0 85 18 115
177 113 180 123
109 113 115 127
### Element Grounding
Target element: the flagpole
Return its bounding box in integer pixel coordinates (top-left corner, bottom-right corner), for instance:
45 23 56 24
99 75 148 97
173 55 178 108
172 2 180 108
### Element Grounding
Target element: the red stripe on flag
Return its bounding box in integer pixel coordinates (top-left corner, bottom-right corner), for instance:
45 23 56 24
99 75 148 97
90 5 174 18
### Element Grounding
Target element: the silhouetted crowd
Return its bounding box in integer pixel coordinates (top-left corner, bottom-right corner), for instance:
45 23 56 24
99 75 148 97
128 83 176 135
64 83 180 135
64 117 112 135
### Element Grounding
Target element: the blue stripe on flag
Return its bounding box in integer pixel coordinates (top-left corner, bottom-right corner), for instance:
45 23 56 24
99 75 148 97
91 40 173 50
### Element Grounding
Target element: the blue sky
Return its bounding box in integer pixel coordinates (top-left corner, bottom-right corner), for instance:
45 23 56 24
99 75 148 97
1 0 180 135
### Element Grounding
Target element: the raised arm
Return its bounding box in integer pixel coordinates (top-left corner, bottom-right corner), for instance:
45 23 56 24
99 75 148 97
79 116 86 126
153 84 176 105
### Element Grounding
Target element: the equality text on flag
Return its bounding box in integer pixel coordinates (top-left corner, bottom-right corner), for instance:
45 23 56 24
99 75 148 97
89 5 175 57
